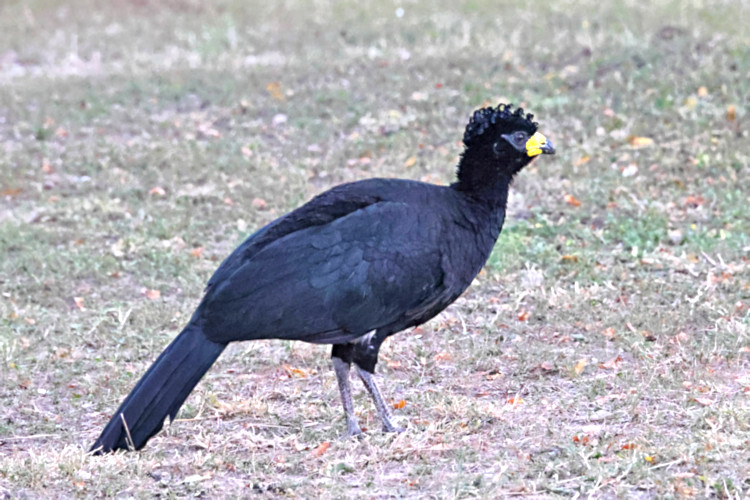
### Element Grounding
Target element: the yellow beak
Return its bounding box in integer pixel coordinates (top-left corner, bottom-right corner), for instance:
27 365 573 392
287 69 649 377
526 132 555 157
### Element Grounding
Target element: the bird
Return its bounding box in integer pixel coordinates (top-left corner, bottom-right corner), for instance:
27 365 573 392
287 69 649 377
90 103 555 453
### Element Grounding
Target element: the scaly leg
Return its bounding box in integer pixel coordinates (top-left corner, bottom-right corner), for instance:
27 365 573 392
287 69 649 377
332 357 362 436
356 366 404 433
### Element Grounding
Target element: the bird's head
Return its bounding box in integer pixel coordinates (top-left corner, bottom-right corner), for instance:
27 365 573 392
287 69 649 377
456 103 554 196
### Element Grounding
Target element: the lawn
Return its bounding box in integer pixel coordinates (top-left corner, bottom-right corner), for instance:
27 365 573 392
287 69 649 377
0 0 748 497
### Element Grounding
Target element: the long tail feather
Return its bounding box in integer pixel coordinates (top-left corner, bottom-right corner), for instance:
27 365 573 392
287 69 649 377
90 322 226 453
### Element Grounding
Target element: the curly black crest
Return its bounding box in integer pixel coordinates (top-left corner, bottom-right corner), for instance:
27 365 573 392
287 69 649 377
463 103 538 147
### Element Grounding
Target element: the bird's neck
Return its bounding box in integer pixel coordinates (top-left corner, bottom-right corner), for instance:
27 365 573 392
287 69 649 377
451 153 513 210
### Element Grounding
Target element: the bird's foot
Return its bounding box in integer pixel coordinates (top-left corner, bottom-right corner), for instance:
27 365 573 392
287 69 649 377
346 419 363 437
381 419 405 434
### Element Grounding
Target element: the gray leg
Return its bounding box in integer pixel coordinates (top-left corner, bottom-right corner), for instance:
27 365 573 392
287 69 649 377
332 357 363 436
356 366 405 433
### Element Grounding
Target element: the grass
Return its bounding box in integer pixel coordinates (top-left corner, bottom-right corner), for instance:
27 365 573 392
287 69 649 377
1 0 749 497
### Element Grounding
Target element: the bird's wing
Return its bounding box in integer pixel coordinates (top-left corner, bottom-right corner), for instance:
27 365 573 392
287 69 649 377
206 181 385 291
198 201 449 344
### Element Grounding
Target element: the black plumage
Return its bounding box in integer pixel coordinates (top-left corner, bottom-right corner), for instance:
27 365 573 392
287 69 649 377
91 103 554 453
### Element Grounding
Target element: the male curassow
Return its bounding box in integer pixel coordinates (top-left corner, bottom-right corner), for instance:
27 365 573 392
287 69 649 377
90 103 554 453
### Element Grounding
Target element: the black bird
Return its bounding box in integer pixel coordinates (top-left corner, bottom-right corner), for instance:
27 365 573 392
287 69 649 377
90 103 554 453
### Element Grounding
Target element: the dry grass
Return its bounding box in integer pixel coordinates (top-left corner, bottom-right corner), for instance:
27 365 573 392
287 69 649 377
1 0 748 497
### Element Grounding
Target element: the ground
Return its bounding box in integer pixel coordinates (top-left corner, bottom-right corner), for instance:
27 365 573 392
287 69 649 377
0 0 748 498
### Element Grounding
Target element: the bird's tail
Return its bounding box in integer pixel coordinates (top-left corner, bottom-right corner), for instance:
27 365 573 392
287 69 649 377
90 322 226 453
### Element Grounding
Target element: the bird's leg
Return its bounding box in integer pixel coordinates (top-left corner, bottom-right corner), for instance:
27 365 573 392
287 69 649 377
355 366 404 433
331 356 363 436
350 330 405 433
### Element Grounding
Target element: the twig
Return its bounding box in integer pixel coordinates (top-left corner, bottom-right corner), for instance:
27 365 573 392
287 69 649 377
173 416 291 429
121 413 135 451
701 251 718 267
1 433 60 441
649 458 684 470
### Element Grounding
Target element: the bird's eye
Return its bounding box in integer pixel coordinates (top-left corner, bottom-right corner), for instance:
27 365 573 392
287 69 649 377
514 132 527 143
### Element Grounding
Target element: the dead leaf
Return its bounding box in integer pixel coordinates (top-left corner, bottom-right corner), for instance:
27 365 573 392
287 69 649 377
393 399 407 409
1 188 22 197
197 122 221 138
600 355 623 370
561 254 578 262
601 327 616 339
627 136 654 148
433 352 451 362
282 365 309 378
42 158 54 173
517 309 530 321
266 81 285 101
726 104 736 122
693 397 713 406
669 331 689 344
573 155 590 167
684 195 705 207
572 434 591 445
641 330 656 342
506 397 524 406
403 156 417 168
564 194 581 207
311 442 330 457
573 359 587 375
